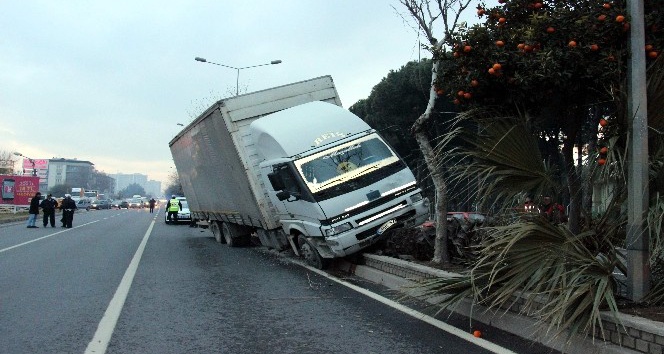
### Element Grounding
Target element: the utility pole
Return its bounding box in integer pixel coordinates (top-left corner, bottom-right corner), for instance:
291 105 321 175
626 0 650 302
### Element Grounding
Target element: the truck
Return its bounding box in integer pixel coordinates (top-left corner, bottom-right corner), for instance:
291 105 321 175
169 76 429 268
70 187 84 201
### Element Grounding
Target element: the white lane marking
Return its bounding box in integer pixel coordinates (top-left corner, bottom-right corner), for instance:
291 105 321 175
0 220 100 254
298 262 517 354
85 219 155 354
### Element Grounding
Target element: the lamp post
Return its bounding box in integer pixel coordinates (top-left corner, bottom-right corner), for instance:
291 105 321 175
194 57 282 96
13 152 36 176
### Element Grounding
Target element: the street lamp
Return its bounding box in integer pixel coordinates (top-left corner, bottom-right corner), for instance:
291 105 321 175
194 57 282 96
13 152 36 176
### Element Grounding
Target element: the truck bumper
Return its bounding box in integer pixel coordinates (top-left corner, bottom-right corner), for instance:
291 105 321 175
323 197 429 258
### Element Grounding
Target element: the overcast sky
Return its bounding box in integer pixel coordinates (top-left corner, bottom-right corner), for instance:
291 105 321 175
0 1 476 191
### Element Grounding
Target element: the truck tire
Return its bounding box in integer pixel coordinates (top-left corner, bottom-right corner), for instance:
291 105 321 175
298 235 329 270
221 222 250 247
210 221 226 244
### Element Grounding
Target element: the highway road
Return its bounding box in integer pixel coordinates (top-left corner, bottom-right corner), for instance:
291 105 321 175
0 207 555 353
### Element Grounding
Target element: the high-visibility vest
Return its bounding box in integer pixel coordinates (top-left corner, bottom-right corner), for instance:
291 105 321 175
169 199 180 212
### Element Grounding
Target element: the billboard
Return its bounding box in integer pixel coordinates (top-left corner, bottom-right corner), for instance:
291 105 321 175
1 175 40 205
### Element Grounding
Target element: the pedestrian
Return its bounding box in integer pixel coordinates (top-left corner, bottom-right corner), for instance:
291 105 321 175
26 192 42 228
166 195 182 224
40 193 59 228
539 195 567 223
149 197 156 213
60 194 78 228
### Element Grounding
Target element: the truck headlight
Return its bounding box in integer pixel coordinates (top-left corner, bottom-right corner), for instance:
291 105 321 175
324 222 353 237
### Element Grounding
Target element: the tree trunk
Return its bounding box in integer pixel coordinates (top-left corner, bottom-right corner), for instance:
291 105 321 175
412 60 450 264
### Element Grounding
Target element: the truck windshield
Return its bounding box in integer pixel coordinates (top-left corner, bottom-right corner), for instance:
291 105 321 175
295 133 399 193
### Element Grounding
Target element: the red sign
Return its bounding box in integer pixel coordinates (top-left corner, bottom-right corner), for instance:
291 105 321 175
1 175 40 206
22 158 49 170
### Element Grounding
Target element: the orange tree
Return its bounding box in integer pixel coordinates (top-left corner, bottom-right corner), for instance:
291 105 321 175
433 0 664 233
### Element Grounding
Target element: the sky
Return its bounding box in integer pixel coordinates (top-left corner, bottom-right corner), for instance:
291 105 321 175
0 1 477 191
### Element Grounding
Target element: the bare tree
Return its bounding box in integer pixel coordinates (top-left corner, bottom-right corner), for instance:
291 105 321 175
398 0 471 264
0 150 18 175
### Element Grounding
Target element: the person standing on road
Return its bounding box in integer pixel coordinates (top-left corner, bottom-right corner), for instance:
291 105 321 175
148 198 156 213
166 195 182 224
40 193 58 228
26 192 42 228
60 194 77 228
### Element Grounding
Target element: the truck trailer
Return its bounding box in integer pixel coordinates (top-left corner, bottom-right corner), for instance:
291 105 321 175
170 76 429 268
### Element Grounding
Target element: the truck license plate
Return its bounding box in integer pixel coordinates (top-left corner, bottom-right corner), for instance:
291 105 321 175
377 219 397 235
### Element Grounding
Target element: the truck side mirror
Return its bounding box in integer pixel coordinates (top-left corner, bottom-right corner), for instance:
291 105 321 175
268 172 285 191
276 190 290 201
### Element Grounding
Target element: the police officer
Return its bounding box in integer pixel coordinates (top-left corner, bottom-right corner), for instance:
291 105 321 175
40 193 58 227
60 194 78 228
166 195 182 224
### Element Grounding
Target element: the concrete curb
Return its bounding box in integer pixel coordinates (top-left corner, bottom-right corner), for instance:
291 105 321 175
353 254 641 354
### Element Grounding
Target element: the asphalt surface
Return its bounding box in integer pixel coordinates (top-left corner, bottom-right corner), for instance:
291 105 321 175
1 208 554 353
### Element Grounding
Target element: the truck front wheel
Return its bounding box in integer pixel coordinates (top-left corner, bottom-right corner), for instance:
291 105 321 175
298 236 329 270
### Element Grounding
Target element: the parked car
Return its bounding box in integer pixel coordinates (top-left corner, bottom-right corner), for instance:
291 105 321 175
119 200 129 209
164 197 191 224
91 199 111 210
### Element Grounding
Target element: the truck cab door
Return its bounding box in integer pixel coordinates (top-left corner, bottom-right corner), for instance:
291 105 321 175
263 163 326 235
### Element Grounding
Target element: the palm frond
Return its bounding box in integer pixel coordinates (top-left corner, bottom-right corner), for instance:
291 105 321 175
409 219 622 341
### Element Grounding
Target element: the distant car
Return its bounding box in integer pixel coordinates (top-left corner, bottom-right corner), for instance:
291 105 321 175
91 199 111 210
446 212 487 223
119 200 129 209
165 197 191 224
110 200 121 209
76 199 92 211
128 199 142 208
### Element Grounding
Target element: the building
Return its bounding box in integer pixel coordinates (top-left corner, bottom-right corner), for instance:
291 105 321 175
144 180 162 198
46 158 95 192
112 173 148 193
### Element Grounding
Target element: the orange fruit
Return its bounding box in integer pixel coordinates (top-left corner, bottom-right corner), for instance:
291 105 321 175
616 15 625 22
492 63 502 70
590 44 599 51
599 118 608 127
598 14 606 21
646 44 654 51
524 45 533 52
470 79 479 87
473 330 482 337
453 51 460 58
603 3 611 9
598 158 607 166
496 40 505 47
534 2 543 9
546 26 555 33
568 40 577 48
477 8 486 16
517 43 525 50
488 67 496 75
453 98 460 105
457 90 465 97
498 17 506 24
464 45 472 52
600 147 608 154
436 89 445 95
463 92 472 99
649 51 659 59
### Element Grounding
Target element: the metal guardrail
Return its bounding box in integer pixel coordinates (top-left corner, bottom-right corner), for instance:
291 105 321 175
0 204 29 214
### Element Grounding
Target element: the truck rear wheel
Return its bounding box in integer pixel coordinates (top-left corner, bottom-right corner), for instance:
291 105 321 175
298 235 329 270
210 221 226 244
221 222 251 247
